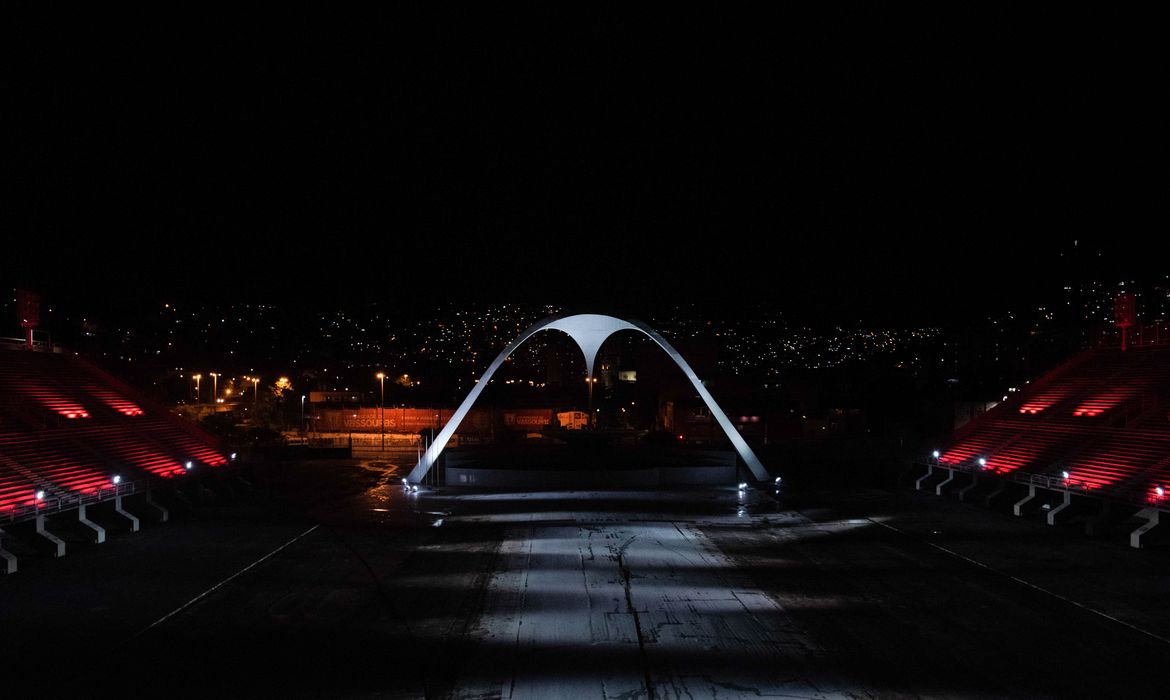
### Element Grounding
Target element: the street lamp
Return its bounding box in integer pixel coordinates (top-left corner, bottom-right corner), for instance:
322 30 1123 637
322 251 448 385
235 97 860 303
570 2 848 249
251 376 260 402
586 375 598 427
209 372 219 405
376 372 386 452
301 395 306 432
193 373 202 402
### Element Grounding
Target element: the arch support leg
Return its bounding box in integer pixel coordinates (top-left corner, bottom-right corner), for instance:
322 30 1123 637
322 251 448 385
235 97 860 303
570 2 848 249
1013 484 1038 516
935 468 955 496
114 496 140 532
984 481 1007 506
0 528 17 574
145 489 169 522
78 504 106 544
1131 508 1160 549
915 465 934 491
1047 491 1073 525
36 515 65 557
958 473 980 501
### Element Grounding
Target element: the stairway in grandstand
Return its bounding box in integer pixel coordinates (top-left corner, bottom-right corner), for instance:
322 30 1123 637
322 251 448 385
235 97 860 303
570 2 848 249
938 347 1170 506
0 346 228 522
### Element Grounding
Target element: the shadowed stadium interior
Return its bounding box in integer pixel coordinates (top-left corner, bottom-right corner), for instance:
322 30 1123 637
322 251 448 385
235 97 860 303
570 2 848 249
5 7 1169 696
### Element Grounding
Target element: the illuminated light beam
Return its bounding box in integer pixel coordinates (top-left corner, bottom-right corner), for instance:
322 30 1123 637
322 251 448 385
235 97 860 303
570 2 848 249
1072 386 1138 418
405 314 769 483
83 385 144 416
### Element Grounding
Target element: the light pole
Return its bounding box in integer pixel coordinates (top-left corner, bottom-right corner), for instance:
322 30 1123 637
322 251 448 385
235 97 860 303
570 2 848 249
300 395 306 433
587 375 597 428
376 372 386 452
209 372 219 405
193 373 201 402
252 376 260 402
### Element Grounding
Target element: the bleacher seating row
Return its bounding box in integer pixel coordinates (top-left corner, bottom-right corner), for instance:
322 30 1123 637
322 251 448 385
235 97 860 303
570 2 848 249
0 347 228 521
939 347 1170 506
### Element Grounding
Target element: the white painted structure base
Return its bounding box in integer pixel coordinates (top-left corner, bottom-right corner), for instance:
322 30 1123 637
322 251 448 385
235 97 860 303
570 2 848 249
935 468 955 496
406 314 770 485
145 489 169 522
1130 508 1160 549
915 464 934 491
77 504 106 544
35 515 65 557
114 495 140 532
1046 491 1073 525
0 528 16 574
1013 484 1037 516
957 474 979 501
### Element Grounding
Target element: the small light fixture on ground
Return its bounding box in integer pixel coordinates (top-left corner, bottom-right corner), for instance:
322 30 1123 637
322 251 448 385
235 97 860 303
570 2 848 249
185 461 194 470
35 490 45 501
978 457 987 468
112 475 121 485
737 482 747 491
932 450 940 459
1061 471 1070 480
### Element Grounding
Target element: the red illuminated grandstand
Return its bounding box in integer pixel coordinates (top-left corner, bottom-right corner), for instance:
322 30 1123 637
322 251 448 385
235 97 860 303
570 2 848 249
0 344 230 525
925 346 1170 516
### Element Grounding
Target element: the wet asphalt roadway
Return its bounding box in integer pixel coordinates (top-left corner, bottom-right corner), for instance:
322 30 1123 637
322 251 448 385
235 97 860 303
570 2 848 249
3 457 1170 698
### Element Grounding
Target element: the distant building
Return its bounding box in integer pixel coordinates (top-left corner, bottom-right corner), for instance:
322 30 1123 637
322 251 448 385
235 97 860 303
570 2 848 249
309 406 555 436
557 410 589 429
309 390 366 405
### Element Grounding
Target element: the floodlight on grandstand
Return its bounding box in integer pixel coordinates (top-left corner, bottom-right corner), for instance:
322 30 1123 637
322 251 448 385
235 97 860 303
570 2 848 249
230 452 237 460
1157 486 1165 497
35 490 45 501
1061 471 1070 480
185 461 194 470
978 457 987 467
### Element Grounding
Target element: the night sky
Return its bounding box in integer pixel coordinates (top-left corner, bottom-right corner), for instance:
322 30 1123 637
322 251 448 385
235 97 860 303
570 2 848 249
7 6 1164 322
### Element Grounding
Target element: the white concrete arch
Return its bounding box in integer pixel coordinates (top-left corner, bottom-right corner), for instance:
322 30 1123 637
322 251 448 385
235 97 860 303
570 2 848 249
406 313 769 483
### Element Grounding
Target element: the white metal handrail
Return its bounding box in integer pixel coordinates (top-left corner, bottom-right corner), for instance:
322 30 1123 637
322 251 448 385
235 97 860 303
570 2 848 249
0 480 142 525
917 459 1159 509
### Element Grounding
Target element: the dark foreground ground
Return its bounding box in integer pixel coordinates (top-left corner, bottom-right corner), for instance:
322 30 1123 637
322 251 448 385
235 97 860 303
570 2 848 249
3 458 1170 698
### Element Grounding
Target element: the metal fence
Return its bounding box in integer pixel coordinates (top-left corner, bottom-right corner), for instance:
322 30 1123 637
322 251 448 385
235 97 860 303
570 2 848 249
1 480 142 525
300 432 426 449
916 460 1163 510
